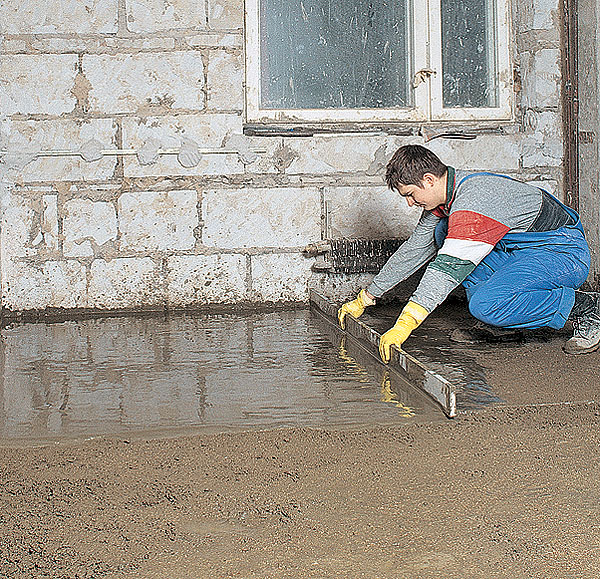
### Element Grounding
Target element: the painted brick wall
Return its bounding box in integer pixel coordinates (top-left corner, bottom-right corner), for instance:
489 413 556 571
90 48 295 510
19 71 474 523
0 0 563 313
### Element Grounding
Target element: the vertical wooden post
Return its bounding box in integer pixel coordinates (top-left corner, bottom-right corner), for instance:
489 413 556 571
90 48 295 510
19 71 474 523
562 0 578 211
575 0 600 288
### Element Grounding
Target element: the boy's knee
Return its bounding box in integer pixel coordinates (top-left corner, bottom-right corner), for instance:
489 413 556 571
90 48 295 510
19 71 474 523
468 291 506 327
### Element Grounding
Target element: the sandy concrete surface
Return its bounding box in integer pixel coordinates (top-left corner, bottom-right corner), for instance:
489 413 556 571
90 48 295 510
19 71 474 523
2 403 600 578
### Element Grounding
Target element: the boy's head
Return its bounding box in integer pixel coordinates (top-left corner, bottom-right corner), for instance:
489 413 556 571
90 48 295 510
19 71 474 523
385 145 448 191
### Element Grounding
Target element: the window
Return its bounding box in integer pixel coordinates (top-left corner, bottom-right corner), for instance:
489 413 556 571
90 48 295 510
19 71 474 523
244 0 512 124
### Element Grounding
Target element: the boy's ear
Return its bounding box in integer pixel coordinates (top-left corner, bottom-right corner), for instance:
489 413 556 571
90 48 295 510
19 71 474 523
421 173 437 187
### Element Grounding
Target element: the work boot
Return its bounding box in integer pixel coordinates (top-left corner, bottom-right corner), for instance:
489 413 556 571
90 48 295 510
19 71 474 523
449 321 524 344
563 291 600 355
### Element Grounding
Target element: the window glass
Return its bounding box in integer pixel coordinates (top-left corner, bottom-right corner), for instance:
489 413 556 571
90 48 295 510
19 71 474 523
260 0 411 110
441 0 498 108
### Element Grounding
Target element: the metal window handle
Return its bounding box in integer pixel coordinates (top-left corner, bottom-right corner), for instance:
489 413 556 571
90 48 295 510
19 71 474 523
413 68 437 88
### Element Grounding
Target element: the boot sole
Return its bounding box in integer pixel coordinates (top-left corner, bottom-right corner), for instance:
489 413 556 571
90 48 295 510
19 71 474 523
562 341 600 355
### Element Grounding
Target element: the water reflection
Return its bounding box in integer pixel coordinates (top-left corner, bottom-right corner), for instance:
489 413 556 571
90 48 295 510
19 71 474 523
0 310 440 441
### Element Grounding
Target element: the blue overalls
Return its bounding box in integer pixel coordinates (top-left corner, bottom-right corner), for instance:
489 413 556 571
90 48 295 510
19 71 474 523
435 174 591 330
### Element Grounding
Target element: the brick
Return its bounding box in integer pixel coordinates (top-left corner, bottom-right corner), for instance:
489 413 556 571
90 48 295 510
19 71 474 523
251 253 313 302
1 39 28 52
42 195 59 251
522 111 562 168
522 49 560 109
428 135 522 171
30 38 102 53
126 0 207 32
118 190 198 252
187 33 242 48
2 259 87 311
533 0 558 30
83 53 205 114
167 254 247 305
63 199 117 257
202 187 321 249
207 50 243 110
1 194 35 261
0 0 118 34
285 135 399 175
88 257 163 309
1 119 118 182
325 186 420 239
102 37 177 50
121 114 243 177
240 135 282 174
24 37 176 54
0 55 78 115
208 0 243 30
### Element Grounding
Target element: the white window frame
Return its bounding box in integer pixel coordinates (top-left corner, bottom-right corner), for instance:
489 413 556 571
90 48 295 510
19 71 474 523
244 0 512 124
428 0 512 121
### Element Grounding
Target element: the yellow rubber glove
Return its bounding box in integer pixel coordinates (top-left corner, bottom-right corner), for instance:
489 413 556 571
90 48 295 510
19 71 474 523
338 289 375 329
379 301 429 363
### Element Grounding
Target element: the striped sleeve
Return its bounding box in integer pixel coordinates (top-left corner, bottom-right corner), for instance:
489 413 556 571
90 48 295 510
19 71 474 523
367 210 441 298
429 210 509 282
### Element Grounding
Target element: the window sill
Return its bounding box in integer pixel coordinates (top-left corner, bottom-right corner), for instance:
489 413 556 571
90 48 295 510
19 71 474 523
243 121 518 139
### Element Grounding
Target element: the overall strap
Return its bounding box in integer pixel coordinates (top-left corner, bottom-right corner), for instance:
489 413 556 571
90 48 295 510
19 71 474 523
456 171 517 188
457 172 581 229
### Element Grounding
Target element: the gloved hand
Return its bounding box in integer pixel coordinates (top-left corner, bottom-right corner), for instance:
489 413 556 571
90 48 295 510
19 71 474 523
338 289 375 329
379 301 429 363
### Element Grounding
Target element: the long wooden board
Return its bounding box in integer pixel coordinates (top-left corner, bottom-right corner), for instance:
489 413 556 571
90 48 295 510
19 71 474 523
309 289 457 418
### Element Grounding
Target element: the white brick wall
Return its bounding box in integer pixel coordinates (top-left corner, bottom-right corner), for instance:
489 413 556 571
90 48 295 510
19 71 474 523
42 195 59 251
121 114 243 177
251 253 313 302
523 49 560 109
0 55 78 115
208 0 243 29
0 0 118 34
2 119 118 182
118 190 198 251
522 111 563 168
0 0 568 312
2 260 88 310
126 0 207 33
325 186 420 239
167 254 247 305
202 187 321 249
63 199 118 257
285 135 401 175
83 53 205 114
88 258 162 308
207 51 243 110
1 196 35 261
428 136 522 171
533 0 558 30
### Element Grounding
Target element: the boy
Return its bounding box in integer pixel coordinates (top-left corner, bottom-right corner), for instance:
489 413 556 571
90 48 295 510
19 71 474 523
338 145 600 362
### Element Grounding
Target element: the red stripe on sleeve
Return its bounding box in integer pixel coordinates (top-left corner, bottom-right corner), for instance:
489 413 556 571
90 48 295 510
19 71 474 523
447 210 510 245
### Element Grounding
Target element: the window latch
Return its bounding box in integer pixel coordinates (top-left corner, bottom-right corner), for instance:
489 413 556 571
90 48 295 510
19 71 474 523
413 69 437 88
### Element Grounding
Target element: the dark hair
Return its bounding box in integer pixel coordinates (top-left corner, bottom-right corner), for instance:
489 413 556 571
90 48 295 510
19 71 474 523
385 145 448 190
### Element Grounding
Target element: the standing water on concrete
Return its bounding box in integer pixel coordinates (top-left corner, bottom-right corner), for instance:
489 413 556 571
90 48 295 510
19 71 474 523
0 309 441 441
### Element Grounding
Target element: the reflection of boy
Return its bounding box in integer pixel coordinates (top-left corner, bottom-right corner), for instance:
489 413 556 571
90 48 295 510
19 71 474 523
338 145 599 361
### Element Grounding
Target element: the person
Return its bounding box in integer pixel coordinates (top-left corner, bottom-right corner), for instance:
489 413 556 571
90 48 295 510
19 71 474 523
338 144 600 362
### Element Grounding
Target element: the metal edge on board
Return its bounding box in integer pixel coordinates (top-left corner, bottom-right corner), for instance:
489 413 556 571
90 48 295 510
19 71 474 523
309 289 457 418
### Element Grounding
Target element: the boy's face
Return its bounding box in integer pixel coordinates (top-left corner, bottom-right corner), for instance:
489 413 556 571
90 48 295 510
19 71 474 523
397 173 447 211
